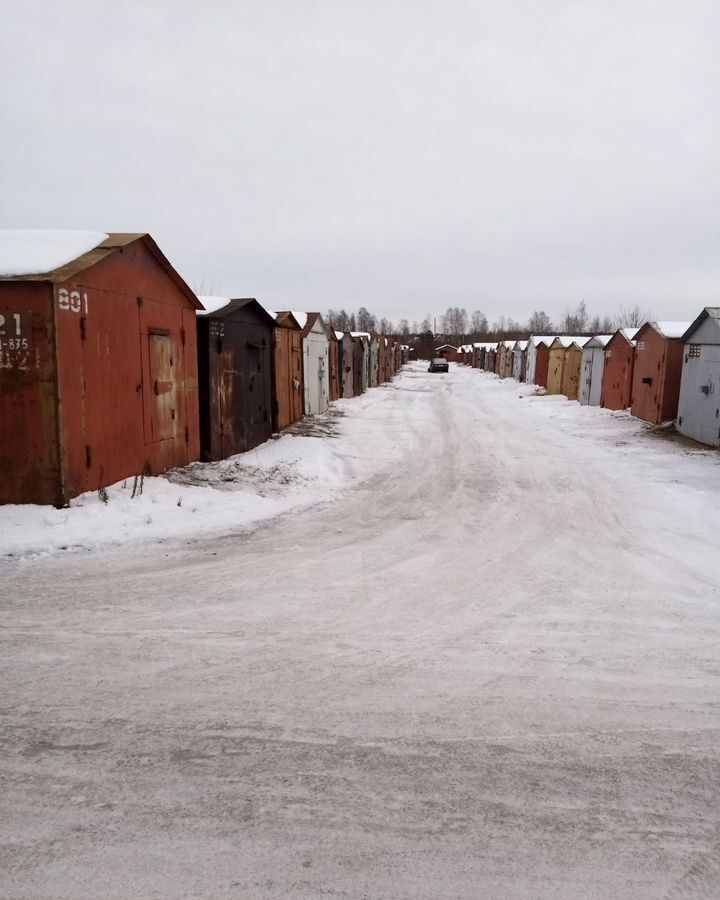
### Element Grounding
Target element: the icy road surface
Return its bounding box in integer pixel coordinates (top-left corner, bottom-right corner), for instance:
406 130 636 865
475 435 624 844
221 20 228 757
2 362 720 899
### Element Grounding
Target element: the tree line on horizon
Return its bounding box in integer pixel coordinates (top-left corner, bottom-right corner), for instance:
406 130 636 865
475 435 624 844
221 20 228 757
326 300 652 346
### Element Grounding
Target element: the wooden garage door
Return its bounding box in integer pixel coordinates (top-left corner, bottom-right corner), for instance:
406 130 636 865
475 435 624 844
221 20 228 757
147 331 177 442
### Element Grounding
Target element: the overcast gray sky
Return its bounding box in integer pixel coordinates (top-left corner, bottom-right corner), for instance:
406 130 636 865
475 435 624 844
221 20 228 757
2 0 718 326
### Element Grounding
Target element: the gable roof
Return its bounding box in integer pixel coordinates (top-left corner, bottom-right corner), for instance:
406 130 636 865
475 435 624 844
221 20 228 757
274 311 303 330
198 295 231 315
0 231 202 309
528 334 557 347
584 334 613 348
274 310 325 337
302 312 325 338
681 307 720 341
551 335 590 350
196 298 276 326
636 320 692 340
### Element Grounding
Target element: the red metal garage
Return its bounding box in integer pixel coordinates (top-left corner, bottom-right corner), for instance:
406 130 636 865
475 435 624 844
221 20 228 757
601 328 638 411
630 321 690 424
0 231 201 506
534 341 551 388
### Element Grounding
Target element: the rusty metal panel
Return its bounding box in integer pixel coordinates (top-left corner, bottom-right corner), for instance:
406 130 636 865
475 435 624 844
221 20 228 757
535 345 550 387
377 337 386 383
0 282 60 505
271 312 304 430
181 306 201 464
342 334 354 397
326 330 340 401
272 324 292 431
602 334 635 411
352 337 364 396
290 327 304 423
198 299 274 460
631 326 685 424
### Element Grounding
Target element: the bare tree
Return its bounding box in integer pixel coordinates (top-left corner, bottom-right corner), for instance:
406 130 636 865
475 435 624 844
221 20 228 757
528 310 553 333
492 315 507 334
327 309 351 331
398 318 410 337
614 304 650 328
357 307 376 332
193 275 223 297
576 300 589 331
440 307 467 343
378 317 393 335
560 300 589 333
469 310 488 336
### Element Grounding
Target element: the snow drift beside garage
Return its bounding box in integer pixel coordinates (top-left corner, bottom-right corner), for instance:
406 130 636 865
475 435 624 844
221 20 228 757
0 379 419 559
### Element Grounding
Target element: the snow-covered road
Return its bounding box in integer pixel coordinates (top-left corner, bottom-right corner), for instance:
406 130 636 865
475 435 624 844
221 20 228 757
2 363 720 899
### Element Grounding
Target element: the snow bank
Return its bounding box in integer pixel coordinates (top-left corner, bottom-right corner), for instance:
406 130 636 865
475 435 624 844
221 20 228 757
0 230 108 277
0 376 418 560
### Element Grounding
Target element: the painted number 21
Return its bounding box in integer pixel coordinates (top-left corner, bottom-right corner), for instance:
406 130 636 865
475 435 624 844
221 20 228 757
0 312 23 336
57 288 89 314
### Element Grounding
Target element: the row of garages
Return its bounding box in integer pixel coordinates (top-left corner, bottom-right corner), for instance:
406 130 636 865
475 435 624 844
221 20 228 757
0 231 407 507
454 311 720 447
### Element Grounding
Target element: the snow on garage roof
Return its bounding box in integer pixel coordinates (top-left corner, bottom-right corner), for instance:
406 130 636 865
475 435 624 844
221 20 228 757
529 334 557 346
335 330 344 340
585 334 613 347
554 335 590 349
197 295 231 315
619 327 640 342
681 308 720 341
651 321 693 339
0 229 109 277
291 311 308 329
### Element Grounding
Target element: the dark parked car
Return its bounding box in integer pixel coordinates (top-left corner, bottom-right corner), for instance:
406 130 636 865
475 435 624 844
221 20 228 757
428 358 449 373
